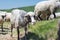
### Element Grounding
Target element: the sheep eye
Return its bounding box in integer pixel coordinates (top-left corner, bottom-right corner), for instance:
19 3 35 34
24 15 31 22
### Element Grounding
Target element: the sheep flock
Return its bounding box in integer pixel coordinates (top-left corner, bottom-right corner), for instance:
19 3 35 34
0 0 60 40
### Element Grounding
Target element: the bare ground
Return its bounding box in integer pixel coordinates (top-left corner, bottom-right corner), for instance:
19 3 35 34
0 22 25 40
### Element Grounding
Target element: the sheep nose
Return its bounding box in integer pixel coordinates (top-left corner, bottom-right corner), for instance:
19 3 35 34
31 20 36 25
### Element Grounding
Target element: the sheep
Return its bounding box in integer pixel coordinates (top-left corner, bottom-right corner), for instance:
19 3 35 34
10 9 35 40
34 1 60 20
0 11 6 19
4 12 12 22
10 9 27 40
0 11 7 32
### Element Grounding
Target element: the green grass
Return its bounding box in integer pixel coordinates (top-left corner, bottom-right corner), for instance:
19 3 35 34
2 18 59 40
28 19 58 40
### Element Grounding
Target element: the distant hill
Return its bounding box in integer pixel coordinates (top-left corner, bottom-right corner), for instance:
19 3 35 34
0 6 60 12
18 6 34 12
0 6 35 12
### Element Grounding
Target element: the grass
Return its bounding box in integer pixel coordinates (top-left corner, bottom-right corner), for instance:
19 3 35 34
28 19 58 40
1 18 58 40
11 18 58 40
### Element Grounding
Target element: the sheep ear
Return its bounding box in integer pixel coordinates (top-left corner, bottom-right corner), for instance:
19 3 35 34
24 14 29 17
24 15 28 17
25 14 27 16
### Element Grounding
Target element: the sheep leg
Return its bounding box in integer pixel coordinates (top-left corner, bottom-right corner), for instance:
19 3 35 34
1 22 4 32
47 10 51 20
37 12 43 20
53 8 57 18
34 15 38 21
38 11 43 20
47 14 50 20
24 25 28 40
11 24 13 37
17 26 20 40
53 13 56 18
38 14 42 20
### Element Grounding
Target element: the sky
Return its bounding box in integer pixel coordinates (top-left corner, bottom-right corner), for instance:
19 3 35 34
0 0 44 9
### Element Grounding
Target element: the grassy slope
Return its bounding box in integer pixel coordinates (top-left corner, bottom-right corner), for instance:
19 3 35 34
28 19 58 40
3 19 58 40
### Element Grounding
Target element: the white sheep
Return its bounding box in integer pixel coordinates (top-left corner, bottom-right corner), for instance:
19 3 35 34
10 9 36 40
5 12 12 22
0 11 6 20
0 11 7 31
10 9 27 40
0 11 6 16
34 1 60 20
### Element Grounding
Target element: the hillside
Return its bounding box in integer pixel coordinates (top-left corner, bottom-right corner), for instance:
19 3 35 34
0 6 34 12
0 6 60 12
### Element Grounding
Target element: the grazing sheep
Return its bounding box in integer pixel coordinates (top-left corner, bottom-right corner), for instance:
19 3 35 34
0 11 7 31
34 1 60 20
0 11 6 19
5 12 12 22
10 9 35 40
